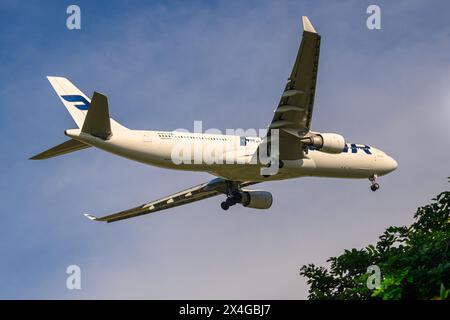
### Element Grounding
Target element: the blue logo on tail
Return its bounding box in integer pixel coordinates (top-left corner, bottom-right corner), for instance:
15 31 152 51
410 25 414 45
61 95 90 110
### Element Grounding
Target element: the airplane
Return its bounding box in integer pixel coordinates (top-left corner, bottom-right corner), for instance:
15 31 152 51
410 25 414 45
31 16 397 223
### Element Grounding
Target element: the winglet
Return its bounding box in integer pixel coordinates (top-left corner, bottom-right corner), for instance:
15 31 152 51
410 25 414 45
302 16 317 33
84 213 98 221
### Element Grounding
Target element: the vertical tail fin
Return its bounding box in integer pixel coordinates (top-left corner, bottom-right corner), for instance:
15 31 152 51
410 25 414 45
47 76 90 128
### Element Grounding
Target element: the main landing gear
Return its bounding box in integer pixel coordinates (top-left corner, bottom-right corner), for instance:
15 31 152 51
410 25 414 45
221 195 240 210
220 181 242 211
369 175 380 192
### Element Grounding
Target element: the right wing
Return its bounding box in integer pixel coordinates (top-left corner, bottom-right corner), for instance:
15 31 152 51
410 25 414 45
264 16 321 160
84 179 256 223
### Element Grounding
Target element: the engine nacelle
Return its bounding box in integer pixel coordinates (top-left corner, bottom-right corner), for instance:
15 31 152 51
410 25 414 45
303 133 346 154
240 190 273 209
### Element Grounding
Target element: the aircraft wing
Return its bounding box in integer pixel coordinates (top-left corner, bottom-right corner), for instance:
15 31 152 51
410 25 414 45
84 178 256 223
265 16 321 160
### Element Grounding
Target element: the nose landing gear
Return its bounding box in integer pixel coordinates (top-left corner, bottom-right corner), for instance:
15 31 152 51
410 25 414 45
369 175 380 192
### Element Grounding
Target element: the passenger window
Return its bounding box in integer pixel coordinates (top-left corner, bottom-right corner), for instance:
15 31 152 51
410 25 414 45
240 136 247 146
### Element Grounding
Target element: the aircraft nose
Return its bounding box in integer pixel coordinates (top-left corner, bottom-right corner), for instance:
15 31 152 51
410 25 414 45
387 156 398 173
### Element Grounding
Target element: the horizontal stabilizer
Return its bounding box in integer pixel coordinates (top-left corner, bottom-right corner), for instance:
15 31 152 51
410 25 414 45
81 92 112 140
30 139 90 160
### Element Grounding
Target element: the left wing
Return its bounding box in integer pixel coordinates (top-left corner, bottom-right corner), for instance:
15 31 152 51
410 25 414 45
84 179 255 223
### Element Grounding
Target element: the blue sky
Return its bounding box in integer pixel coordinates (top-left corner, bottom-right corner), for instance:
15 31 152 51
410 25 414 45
1 0 450 298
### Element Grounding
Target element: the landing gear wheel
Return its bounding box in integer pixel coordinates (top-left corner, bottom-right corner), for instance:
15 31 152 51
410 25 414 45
222 181 242 210
226 197 237 206
369 175 379 192
220 201 230 210
370 183 380 192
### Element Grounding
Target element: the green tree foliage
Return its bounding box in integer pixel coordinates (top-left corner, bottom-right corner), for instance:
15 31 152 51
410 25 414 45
300 179 450 300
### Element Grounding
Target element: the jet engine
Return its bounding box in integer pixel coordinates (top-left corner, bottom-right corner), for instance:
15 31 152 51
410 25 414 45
240 190 273 209
301 133 346 154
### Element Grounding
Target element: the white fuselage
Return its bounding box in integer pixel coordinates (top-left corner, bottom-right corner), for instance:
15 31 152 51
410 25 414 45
65 128 398 182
